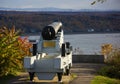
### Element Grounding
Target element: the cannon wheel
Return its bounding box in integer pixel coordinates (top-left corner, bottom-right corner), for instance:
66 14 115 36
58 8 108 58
29 72 35 81
66 68 70 76
67 64 72 75
61 43 66 57
57 72 63 82
64 65 71 76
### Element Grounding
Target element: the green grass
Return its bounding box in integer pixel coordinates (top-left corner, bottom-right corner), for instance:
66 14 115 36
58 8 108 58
71 73 77 78
91 76 120 84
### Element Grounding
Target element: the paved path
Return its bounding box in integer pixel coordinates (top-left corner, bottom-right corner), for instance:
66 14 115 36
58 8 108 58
69 63 105 84
7 63 105 84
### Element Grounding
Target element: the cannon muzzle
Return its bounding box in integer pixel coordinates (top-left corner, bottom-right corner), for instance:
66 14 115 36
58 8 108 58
42 22 62 40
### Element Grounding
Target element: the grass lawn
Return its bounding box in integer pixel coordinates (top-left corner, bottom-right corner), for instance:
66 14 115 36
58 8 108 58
91 76 120 84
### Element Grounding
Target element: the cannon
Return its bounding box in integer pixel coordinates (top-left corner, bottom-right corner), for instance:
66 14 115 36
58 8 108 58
24 22 72 82
42 22 62 40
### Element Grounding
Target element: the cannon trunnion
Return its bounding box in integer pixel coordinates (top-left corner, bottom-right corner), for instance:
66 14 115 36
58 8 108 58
24 22 72 82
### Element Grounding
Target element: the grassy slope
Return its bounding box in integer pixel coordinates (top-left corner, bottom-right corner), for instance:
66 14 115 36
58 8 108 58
91 76 120 84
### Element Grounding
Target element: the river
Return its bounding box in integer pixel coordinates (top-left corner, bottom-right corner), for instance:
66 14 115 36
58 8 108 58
27 33 120 55
65 33 120 54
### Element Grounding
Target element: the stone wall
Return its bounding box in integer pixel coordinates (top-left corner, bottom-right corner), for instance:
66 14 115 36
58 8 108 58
72 55 104 63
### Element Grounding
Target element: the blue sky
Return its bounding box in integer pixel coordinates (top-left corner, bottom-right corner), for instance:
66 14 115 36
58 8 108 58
0 0 120 10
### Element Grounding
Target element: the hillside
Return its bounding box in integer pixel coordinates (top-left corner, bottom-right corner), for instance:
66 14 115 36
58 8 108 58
0 11 120 34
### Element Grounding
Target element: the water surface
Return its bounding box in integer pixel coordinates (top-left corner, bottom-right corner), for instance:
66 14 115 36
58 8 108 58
64 33 120 54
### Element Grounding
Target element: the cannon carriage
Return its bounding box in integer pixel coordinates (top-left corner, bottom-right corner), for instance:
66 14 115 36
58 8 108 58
24 22 72 82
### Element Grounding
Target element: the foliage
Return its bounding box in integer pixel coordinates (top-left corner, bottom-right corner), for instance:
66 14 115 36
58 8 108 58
18 37 32 56
101 44 113 60
98 65 120 79
91 76 120 84
0 26 20 76
0 26 32 76
0 11 120 34
91 0 107 5
99 45 120 79
106 48 120 67
101 43 112 56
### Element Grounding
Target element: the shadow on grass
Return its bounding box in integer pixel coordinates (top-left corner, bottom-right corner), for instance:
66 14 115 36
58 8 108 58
0 74 16 84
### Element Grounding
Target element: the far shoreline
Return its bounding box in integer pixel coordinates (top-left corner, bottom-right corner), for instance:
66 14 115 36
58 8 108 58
21 32 120 36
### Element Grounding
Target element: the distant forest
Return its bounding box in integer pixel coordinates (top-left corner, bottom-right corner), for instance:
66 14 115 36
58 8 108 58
0 11 120 34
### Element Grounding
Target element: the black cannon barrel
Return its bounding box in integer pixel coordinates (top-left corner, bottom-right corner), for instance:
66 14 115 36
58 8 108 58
42 22 62 40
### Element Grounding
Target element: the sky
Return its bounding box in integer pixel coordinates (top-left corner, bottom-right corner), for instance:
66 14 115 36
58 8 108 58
0 0 120 11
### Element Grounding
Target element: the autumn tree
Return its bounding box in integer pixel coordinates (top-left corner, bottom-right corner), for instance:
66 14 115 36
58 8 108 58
100 44 120 79
0 26 32 76
101 43 113 60
18 36 32 56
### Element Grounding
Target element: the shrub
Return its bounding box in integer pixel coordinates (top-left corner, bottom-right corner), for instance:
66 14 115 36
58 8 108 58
99 45 120 79
106 48 120 67
0 26 32 76
98 65 120 79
